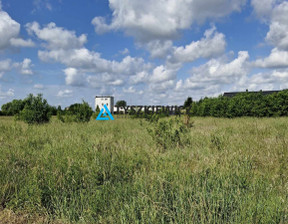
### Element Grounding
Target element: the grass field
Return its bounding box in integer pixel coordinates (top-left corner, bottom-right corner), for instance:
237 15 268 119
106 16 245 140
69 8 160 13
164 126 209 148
0 116 287 223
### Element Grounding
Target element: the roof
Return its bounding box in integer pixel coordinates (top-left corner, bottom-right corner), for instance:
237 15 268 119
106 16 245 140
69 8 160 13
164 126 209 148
95 96 114 98
223 90 281 97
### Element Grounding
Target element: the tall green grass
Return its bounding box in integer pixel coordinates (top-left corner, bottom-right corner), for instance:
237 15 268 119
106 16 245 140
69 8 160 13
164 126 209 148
0 116 287 223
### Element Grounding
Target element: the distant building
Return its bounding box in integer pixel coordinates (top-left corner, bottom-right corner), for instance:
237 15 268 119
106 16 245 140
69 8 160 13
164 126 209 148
95 96 114 113
223 90 281 97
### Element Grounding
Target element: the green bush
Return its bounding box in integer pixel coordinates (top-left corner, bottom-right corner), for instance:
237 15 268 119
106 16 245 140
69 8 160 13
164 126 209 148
91 105 101 120
58 101 93 123
18 94 51 124
147 116 191 151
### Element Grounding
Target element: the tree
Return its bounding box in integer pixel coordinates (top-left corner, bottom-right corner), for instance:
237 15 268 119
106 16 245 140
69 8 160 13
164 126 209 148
49 106 58 115
116 100 127 107
95 105 100 113
19 94 51 124
57 101 93 123
1 99 25 116
1 102 12 115
75 101 93 122
184 97 193 108
57 105 62 112
67 103 82 113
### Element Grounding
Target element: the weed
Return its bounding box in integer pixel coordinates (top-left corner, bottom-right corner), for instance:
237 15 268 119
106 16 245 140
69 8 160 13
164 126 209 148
147 116 191 151
0 116 287 223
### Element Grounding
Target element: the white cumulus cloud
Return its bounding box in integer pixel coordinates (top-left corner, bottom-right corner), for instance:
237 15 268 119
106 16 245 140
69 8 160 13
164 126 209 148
170 26 226 64
129 71 149 84
0 9 34 49
176 51 250 91
13 58 34 75
123 86 136 93
0 59 11 77
10 38 35 47
145 40 173 58
150 65 178 83
92 0 246 42
265 1 288 50
254 48 288 68
57 89 73 98
26 22 87 49
63 67 86 86
0 85 14 99
0 11 20 49
34 84 44 89
20 58 33 75
251 0 279 20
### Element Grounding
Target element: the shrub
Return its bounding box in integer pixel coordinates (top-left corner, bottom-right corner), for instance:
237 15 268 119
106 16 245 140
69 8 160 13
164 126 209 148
91 105 101 120
18 94 51 124
49 106 58 116
58 101 93 123
147 116 191 151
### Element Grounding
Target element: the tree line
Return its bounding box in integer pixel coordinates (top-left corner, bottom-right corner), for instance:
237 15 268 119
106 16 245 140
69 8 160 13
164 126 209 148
0 94 127 124
0 94 93 124
1 90 288 124
184 90 288 117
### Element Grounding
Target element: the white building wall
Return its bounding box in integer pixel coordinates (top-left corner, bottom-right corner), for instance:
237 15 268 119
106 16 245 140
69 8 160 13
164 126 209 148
95 96 114 113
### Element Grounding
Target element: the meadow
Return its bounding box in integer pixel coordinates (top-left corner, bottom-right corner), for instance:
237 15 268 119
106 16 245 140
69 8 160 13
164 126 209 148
0 116 287 223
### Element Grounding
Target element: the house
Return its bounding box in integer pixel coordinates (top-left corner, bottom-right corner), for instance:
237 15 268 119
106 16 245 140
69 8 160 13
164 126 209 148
223 90 281 97
95 96 114 113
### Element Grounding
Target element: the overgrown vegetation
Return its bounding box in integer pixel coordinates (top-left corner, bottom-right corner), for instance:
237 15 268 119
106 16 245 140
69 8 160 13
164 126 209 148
0 94 93 124
1 95 58 117
16 94 52 124
0 116 287 223
57 101 93 123
188 89 288 117
146 114 192 151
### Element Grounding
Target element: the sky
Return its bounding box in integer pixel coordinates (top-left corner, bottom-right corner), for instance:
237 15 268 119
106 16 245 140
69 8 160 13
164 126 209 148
0 0 288 109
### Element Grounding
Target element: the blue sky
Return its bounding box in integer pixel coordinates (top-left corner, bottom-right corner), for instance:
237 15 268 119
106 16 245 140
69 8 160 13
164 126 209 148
0 0 288 108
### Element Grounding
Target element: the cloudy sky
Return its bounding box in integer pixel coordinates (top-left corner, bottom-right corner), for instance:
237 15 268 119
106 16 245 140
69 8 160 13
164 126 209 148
0 0 288 108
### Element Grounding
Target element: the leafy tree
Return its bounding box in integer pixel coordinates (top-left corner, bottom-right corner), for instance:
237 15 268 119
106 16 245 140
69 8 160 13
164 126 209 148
67 103 82 113
18 94 51 124
184 97 193 108
75 101 93 122
189 90 288 118
49 106 58 115
58 101 93 122
96 105 100 113
57 105 62 112
1 102 12 115
1 99 25 116
116 100 127 107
